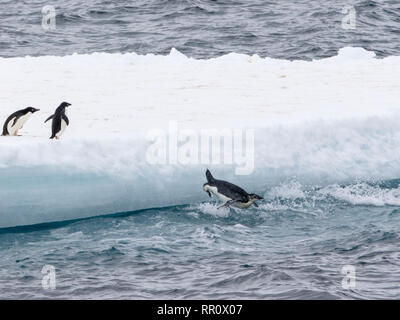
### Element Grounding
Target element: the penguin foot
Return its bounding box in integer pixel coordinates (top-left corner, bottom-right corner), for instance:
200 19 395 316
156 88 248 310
218 200 236 209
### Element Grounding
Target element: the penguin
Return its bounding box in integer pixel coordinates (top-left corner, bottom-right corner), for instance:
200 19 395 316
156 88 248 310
2 107 40 136
45 102 71 139
203 169 263 209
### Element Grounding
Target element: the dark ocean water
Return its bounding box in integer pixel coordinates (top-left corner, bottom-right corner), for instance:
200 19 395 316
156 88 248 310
1 0 400 300
0 0 399 59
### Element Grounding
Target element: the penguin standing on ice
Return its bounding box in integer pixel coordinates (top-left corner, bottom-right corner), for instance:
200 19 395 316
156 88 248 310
45 102 71 139
203 169 263 209
2 107 40 136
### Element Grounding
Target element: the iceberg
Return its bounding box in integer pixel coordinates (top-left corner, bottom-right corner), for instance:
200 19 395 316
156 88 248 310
1 47 400 228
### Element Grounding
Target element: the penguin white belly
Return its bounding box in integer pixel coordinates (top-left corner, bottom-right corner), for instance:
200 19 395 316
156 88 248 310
232 200 253 209
207 186 232 204
56 119 67 138
8 113 31 136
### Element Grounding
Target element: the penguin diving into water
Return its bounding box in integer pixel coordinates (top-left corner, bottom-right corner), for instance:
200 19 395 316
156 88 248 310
203 169 263 209
2 107 40 136
45 102 71 139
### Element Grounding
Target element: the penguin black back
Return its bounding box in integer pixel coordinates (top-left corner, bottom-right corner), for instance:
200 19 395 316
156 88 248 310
204 169 249 202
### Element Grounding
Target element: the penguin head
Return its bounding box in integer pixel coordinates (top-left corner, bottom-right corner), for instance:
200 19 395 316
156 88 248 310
60 102 71 108
25 107 40 113
248 194 263 201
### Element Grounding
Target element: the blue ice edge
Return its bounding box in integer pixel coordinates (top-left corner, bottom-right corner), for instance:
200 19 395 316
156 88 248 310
0 166 201 228
0 165 265 229
1 161 399 229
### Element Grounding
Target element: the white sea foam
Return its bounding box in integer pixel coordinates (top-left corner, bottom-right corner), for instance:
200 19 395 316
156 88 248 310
197 203 230 218
0 47 399 227
320 183 400 206
266 181 306 200
261 180 400 209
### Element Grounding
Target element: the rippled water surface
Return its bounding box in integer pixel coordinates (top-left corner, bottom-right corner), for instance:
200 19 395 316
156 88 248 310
0 0 399 59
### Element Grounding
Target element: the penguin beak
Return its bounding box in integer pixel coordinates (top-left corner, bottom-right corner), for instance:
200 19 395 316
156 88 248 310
33 108 40 113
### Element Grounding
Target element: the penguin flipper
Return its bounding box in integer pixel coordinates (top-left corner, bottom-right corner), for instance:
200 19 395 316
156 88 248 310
62 114 69 126
12 116 21 127
44 115 54 123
